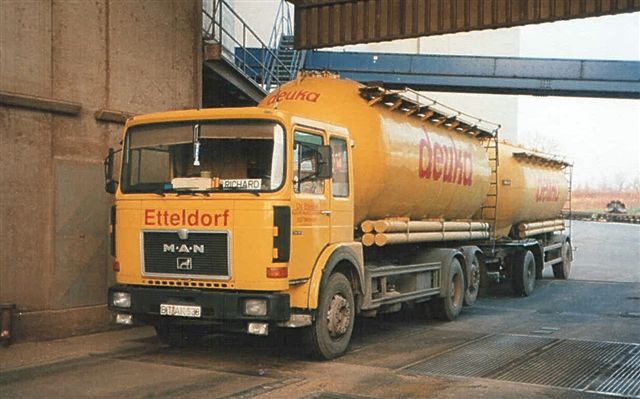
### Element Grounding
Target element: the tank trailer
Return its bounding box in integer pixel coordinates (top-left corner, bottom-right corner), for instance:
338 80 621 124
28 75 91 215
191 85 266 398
105 73 572 359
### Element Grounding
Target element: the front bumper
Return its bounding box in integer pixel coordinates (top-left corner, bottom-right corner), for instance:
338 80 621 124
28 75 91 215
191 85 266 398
108 285 291 323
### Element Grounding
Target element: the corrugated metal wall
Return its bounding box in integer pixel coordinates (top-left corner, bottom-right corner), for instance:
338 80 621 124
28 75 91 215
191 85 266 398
291 0 640 49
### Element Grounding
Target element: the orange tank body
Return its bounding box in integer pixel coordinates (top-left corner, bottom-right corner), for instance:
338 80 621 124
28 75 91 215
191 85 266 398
260 74 491 224
489 142 569 237
259 74 568 237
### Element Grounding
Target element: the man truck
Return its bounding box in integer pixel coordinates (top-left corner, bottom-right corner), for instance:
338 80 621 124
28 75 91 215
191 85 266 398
105 72 572 359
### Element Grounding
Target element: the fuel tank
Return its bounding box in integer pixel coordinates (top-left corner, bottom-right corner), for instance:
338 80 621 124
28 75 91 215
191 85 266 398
259 74 491 225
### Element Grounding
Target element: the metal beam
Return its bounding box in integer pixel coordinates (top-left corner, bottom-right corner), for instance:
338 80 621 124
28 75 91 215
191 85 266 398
289 0 640 49
303 51 640 99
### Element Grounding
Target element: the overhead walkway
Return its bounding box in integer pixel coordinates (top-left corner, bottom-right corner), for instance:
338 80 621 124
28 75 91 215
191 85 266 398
201 1 638 101
303 51 640 99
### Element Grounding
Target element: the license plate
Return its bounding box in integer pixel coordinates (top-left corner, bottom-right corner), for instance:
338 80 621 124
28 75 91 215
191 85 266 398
160 304 202 318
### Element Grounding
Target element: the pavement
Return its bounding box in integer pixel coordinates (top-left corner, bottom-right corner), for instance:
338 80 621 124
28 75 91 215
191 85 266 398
1 221 639 398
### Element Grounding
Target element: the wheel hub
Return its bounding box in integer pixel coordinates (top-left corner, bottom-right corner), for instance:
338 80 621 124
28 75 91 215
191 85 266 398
326 294 351 338
450 274 463 307
469 262 480 291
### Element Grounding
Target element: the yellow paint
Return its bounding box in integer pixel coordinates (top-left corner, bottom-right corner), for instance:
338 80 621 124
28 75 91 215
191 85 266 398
113 75 568 315
259 74 491 224
305 242 364 310
488 142 569 237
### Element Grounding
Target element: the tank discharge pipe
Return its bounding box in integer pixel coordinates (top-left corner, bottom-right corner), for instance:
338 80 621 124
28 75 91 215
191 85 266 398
517 219 564 238
361 220 490 247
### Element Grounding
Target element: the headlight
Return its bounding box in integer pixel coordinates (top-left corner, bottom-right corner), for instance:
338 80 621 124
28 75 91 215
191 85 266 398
115 313 133 325
112 292 131 308
243 299 267 316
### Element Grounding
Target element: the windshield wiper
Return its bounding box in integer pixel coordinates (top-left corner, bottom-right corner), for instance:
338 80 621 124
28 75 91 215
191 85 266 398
166 187 211 197
221 187 260 196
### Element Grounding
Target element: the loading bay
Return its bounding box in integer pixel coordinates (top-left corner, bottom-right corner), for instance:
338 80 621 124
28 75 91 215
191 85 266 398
1 220 638 399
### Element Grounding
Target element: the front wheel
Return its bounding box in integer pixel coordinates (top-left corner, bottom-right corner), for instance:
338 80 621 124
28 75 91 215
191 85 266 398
553 241 572 279
432 259 465 321
512 250 536 296
306 273 355 359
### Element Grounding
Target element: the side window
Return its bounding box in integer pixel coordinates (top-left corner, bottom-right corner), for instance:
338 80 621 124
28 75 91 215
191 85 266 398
293 131 324 194
330 138 349 197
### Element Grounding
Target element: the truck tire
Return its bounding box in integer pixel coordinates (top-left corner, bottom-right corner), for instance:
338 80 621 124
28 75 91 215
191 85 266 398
463 254 480 306
306 272 355 359
432 259 465 321
155 322 203 347
553 241 572 279
512 250 536 296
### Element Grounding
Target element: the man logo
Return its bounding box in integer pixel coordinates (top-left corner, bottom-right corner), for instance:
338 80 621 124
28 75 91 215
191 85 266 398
176 257 193 270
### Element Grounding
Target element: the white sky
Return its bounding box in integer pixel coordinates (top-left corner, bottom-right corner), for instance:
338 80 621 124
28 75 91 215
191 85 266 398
233 3 639 188
517 13 639 188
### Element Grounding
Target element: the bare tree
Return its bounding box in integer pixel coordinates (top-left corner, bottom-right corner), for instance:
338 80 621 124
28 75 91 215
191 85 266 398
521 131 563 154
613 171 627 192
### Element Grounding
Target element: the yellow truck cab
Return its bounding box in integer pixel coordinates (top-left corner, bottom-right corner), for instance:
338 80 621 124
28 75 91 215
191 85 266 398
107 107 362 358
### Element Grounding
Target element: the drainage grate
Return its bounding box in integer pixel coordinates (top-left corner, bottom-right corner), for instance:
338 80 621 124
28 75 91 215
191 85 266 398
405 334 640 398
405 334 554 377
587 345 640 398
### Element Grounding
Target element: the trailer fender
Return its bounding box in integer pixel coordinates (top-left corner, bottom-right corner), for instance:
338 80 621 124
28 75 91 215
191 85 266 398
307 243 364 311
512 241 543 279
529 243 544 279
411 248 464 298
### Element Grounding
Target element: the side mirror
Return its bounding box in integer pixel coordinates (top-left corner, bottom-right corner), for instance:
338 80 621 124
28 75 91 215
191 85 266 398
104 148 121 194
105 180 118 194
316 145 332 179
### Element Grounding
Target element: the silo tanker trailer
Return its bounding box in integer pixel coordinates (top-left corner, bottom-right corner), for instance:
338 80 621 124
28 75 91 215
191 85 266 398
105 72 572 359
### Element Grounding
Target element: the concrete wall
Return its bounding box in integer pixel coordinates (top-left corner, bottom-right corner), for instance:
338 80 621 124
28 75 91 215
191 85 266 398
0 0 201 341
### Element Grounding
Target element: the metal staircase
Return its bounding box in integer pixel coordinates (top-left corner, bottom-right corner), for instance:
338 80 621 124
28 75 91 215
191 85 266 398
267 35 300 85
264 1 306 89
201 0 303 100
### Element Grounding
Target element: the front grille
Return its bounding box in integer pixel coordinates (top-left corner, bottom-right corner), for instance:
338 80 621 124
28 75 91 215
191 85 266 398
142 230 229 278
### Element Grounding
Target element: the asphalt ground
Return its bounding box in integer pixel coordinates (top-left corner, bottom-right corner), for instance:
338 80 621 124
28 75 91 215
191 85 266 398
1 221 639 398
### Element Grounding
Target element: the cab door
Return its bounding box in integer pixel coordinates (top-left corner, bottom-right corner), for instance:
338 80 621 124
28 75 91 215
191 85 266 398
289 128 331 280
329 135 354 243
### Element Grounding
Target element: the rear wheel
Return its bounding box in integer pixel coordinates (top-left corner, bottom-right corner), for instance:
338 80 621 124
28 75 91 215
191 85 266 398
432 259 465 320
512 250 536 296
463 254 480 306
306 272 355 359
553 241 572 279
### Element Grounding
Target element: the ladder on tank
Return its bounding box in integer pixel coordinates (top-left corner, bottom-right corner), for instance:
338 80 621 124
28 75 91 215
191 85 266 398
562 164 573 237
480 135 500 238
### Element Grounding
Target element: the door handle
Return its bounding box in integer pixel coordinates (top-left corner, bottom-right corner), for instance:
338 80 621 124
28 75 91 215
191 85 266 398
320 210 332 216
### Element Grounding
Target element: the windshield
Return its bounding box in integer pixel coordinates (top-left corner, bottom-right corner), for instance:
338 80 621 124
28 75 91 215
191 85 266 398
121 120 285 194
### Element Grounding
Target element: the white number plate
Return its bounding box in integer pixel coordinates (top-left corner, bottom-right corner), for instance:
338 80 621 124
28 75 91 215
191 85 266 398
160 304 202 318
